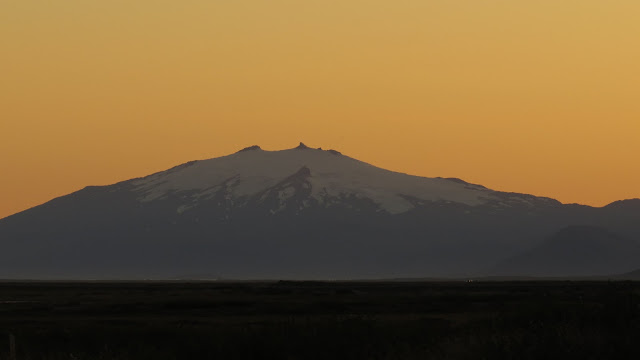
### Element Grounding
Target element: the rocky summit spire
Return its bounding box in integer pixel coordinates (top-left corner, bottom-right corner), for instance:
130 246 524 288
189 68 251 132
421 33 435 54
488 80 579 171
295 142 310 150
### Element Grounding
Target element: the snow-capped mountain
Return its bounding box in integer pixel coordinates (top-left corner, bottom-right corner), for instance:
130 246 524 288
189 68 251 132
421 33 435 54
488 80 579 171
0 143 638 279
131 142 554 216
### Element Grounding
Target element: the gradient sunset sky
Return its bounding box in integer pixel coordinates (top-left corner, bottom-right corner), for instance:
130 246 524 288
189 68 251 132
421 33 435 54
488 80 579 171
1 1 639 219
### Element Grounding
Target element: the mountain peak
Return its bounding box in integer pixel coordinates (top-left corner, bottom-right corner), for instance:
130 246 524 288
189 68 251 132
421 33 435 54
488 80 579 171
237 145 262 153
295 142 310 150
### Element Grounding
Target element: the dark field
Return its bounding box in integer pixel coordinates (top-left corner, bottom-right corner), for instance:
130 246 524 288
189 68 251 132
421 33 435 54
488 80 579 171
1 281 639 359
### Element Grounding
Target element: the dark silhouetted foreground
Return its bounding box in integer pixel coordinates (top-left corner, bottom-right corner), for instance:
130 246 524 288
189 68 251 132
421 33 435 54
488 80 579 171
0 281 639 359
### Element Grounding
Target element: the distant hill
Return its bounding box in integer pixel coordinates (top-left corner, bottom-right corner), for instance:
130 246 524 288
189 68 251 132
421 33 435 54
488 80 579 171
491 226 640 277
611 268 640 280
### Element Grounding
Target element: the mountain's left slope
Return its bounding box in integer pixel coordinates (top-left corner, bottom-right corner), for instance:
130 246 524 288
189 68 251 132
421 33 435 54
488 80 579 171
0 143 638 279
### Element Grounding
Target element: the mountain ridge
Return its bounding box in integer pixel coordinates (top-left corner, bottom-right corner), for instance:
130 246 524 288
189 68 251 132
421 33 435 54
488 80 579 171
6 143 632 221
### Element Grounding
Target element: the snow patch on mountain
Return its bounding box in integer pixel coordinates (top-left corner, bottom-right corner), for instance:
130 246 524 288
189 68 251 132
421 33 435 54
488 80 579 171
132 146 494 214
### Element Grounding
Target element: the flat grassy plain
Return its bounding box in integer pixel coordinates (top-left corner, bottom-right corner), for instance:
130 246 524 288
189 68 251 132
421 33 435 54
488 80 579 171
0 281 639 359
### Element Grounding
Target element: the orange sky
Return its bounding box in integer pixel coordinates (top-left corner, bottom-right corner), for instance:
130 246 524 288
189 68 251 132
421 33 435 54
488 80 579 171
1 0 639 219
